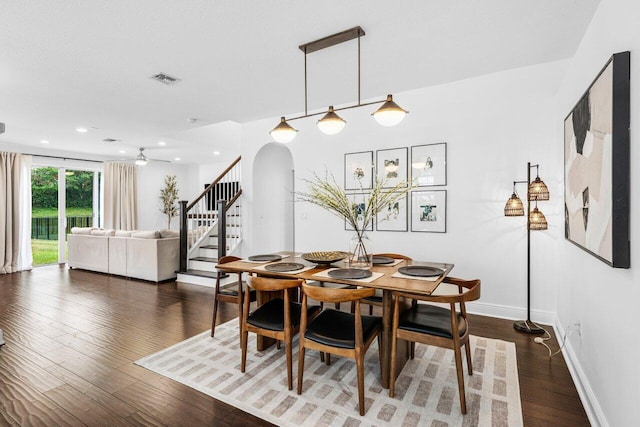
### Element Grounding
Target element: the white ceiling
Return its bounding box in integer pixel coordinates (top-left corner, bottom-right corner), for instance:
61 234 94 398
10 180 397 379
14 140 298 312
0 0 600 165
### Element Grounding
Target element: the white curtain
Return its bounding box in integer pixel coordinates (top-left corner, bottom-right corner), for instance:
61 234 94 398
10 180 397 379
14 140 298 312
1 151 32 274
17 155 33 270
103 162 137 230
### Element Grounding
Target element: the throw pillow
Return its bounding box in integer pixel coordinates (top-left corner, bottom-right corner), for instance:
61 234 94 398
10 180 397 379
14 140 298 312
114 230 133 237
159 229 180 238
71 227 96 235
131 230 161 239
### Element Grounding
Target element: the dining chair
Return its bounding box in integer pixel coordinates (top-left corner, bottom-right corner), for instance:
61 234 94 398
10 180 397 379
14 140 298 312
298 283 383 416
352 253 412 315
211 256 256 338
389 277 481 414
241 276 321 390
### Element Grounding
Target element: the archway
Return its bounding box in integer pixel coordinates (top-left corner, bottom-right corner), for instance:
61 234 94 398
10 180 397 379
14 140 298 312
252 143 294 254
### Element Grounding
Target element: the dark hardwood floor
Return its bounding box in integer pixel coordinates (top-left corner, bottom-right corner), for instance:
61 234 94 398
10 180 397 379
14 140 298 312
0 265 589 426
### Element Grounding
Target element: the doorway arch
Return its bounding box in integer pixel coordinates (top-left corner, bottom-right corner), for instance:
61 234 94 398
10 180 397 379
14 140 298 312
252 143 294 254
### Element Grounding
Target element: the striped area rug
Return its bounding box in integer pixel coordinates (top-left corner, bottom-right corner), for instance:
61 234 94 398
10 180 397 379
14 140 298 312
135 320 523 426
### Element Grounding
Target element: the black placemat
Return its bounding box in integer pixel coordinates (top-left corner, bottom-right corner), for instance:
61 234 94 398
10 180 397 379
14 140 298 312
264 262 305 272
327 268 373 280
397 266 444 277
372 256 395 265
248 254 283 262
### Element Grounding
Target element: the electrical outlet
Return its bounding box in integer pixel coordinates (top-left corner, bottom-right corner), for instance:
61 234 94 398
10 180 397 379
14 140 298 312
567 322 581 337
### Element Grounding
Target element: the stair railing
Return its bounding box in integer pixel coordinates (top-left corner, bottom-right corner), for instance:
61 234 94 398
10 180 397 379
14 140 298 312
179 156 242 272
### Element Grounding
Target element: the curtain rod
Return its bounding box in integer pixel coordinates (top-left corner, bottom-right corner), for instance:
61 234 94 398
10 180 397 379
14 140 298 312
25 153 103 163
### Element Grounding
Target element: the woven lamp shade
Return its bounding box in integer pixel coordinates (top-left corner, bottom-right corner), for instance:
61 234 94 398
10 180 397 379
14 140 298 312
528 207 548 230
528 177 550 201
504 193 525 216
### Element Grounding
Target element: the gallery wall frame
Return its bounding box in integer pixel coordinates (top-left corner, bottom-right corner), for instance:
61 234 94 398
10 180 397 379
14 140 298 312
344 192 374 231
376 147 408 188
376 193 408 232
411 190 447 233
411 143 447 186
564 51 630 268
344 151 373 190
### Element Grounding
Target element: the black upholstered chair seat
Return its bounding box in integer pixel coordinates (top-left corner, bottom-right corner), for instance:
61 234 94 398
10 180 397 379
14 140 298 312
363 289 383 304
248 299 320 332
398 304 466 339
304 309 382 349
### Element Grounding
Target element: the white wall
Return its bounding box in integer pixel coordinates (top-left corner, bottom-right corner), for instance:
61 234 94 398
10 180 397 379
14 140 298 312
240 59 567 322
136 161 197 231
252 143 294 255
555 0 639 425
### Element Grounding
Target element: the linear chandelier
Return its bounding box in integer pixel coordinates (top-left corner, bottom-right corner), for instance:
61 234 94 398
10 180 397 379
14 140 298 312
270 26 408 143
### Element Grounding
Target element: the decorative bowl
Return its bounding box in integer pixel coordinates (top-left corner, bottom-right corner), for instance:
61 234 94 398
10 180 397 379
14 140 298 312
301 251 349 265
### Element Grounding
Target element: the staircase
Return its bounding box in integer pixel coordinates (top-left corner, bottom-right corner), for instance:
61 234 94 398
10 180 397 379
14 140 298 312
176 156 242 287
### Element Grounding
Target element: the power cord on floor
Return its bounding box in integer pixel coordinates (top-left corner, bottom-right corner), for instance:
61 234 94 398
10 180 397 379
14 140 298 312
531 321 575 358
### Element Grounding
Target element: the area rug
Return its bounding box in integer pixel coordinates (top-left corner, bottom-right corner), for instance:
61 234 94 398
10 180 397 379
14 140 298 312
135 320 523 427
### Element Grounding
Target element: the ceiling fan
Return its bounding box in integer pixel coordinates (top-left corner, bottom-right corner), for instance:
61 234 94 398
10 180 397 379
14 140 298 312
108 147 170 165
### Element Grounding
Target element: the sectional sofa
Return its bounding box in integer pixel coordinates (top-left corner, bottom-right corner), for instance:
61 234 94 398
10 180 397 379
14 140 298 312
67 227 179 282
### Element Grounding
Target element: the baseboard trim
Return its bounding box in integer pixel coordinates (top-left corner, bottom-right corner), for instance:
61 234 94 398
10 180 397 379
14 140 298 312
553 321 607 427
466 301 555 325
176 274 216 288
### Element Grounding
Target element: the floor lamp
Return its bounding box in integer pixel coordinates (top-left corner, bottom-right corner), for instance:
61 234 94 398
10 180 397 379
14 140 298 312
504 162 549 334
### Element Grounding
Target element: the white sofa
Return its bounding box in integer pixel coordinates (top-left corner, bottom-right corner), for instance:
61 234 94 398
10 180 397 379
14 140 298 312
67 228 179 282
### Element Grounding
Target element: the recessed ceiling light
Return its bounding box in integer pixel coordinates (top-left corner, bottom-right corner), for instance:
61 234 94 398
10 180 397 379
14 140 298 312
158 141 166 146
76 127 88 133
213 151 220 156
174 157 181 161
119 150 126 154
40 140 49 144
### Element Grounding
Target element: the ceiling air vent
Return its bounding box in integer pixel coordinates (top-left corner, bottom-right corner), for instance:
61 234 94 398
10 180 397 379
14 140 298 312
150 72 181 85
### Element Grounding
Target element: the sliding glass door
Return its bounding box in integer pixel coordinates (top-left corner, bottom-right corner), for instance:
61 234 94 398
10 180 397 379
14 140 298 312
31 164 102 266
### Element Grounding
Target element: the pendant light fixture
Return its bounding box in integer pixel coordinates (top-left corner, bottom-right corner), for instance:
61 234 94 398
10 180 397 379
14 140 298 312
373 95 409 126
270 26 408 143
270 117 298 143
317 106 346 135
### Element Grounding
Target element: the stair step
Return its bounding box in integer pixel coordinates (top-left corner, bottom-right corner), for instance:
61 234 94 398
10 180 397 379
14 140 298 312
182 269 219 278
189 256 218 263
201 244 227 250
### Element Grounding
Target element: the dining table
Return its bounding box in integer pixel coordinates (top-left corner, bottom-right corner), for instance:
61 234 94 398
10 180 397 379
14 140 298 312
215 251 454 389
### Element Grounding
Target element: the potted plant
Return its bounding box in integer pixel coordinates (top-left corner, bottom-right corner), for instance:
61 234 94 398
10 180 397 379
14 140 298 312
297 171 412 268
159 174 179 229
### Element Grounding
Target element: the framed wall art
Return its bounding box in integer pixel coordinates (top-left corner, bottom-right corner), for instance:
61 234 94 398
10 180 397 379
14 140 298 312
564 51 630 268
344 151 373 190
411 143 447 186
344 192 373 231
376 193 408 232
376 147 408 188
411 190 446 233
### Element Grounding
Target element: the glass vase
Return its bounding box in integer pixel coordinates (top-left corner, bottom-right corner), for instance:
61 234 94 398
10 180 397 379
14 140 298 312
349 231 373 269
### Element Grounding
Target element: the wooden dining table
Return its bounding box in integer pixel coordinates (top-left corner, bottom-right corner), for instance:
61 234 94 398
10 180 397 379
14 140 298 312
215 252 454 389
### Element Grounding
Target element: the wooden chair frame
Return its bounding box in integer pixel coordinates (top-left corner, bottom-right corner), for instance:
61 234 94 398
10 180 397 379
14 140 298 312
211 255 255 338
298 283 382 416
389 277 481 414
241 276 305 390
353 253 412 315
